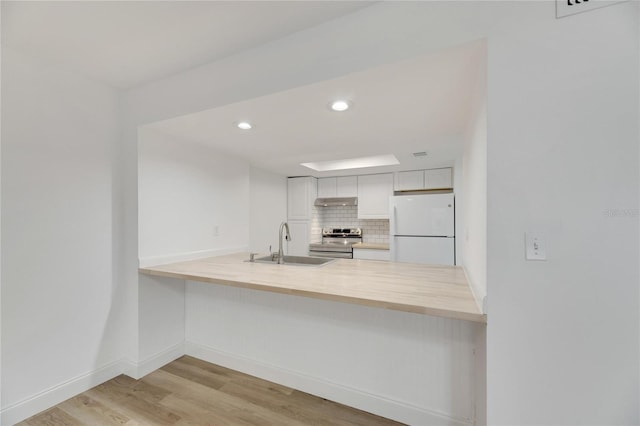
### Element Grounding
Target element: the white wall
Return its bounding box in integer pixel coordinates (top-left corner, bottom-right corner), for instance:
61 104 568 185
138 127 250 266
1 2 4 412
486 3 638 424
461 44 488 311
136 273 185 378
1 48 122 423
249 166 287 254
453 157 465 266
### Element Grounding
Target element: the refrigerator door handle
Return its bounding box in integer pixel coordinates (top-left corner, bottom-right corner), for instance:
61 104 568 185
392 205 397 235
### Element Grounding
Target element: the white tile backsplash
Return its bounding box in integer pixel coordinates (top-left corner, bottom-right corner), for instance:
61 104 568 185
311 205 389 244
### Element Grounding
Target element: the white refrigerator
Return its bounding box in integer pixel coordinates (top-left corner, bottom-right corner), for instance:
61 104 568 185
389 193 455 265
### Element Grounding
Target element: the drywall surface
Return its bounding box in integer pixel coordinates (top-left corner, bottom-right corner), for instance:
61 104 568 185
486 2 639 424
461 45 487 311
1 48 121 423
249 166 287 254
137 273 185 377
138 127 250 265
0 3 4 413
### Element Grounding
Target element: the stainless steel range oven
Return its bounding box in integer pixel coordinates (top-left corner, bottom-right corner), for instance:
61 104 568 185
308 228 362 259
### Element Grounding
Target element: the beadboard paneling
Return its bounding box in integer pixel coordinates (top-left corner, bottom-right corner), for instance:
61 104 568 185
185 281 480 425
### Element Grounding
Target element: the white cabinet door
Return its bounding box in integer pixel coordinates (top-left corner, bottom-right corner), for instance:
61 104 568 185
286 221 309 256
353 248 390 261
317 177 337 198
336 176 358 197
425 168 453 189
357 173 393 219
394 170 425 191
318 176 357 197
287 177 316 220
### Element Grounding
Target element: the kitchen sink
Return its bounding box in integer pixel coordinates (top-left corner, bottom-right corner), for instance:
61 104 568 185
251 255 335 266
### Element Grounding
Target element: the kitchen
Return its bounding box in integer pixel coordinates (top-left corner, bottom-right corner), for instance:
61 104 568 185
138 40 482 270
2 2 638 426
135 45 486 424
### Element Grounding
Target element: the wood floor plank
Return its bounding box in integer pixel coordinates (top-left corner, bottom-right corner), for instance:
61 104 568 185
143 369 308 426
57 394 130 425
100 374 172 403
24 407 82 426
164 356 294 397
175 356 255 381
160 392 301 426
220 379 396 426
219 370 295 397
83 377 181 425
18 357 404 426
160 358 228 390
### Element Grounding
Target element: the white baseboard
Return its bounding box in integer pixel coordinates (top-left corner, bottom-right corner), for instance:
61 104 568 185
139 247 248 268
185 341 473 426
0 360 124 426
123 342 186 380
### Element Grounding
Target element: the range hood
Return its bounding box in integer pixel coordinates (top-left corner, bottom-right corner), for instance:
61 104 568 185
314 197 358 207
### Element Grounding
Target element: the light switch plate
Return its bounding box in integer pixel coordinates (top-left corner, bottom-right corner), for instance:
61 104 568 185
525 232 547 261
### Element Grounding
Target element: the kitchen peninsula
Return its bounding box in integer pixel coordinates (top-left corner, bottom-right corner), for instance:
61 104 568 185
139 253 486 425
139 252 485 323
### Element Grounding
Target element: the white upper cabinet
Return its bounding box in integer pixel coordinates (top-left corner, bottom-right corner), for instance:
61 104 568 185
394 168 453 191
336 176 357 197
287 177 317 221
425 168 453 189
317 177 337 198
394 170 424 191
317 176 357 197
357 173 393 219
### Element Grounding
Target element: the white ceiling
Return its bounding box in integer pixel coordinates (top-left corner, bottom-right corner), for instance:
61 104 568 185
148 40 486 177
2 1 486 178
1 1 372 89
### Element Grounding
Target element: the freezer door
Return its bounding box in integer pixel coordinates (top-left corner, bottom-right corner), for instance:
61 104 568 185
390 193 454 237
391 236 455 265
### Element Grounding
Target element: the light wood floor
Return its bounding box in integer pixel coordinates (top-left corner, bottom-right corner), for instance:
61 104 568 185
19 356 404 425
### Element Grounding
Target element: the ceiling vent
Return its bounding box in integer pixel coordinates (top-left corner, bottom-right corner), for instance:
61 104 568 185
412 151 428 158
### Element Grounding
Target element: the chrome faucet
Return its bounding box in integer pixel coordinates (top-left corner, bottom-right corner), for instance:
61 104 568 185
278 221 291 264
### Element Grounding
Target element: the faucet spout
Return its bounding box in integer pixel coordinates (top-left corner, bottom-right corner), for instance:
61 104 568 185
278 221 291 264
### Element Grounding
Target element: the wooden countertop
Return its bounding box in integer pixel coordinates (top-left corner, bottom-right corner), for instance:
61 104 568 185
352 243 390 250
139 253 486 323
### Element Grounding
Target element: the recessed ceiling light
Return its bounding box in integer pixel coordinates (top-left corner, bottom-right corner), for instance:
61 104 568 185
330 100 351 112
301 154 399 172
237 121 252 130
